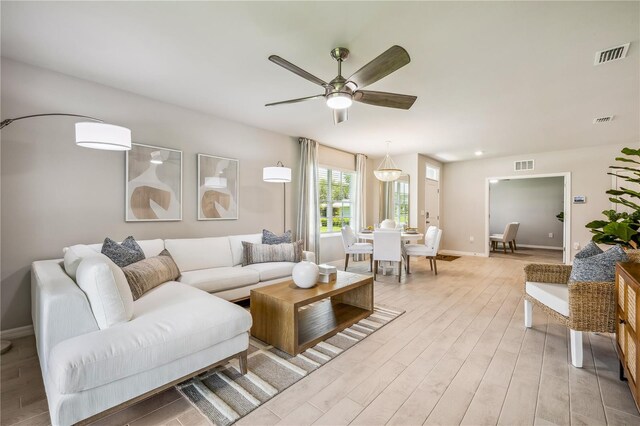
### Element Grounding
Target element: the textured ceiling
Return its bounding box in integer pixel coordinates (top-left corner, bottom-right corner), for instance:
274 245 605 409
2 1 638 160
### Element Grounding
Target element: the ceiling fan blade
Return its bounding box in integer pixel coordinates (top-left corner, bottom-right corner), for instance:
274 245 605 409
269 55 328 87
333 108 348 124
265 94 325 107
346 46 411 90
353 90 417 110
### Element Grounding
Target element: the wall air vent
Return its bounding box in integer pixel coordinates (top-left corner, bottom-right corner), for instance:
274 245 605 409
514 160 534 172
593 116 614 124
594 43 630 65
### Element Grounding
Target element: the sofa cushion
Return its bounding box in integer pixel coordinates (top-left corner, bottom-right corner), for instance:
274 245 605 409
242 240 303 266
123 249 181 300
262 229 292 244
89 239 165 259
574 241 603 259
48 282 252 394
178 267 259 293
228 233 262 266
63 244 104 280
525 281 569 317
570 245 628 282
244 262 295 281
164 237 233 272
76 256 135 329
101 236 145 267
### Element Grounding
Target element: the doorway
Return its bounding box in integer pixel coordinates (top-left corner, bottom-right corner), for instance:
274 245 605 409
425 165 440 230
485 173 571 264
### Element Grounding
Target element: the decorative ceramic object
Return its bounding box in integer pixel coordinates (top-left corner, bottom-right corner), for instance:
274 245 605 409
292 261 319 288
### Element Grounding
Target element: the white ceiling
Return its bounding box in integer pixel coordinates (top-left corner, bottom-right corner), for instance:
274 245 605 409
2 1 638 160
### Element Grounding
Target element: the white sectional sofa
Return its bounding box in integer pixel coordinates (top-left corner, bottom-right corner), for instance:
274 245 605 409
31 234 314 425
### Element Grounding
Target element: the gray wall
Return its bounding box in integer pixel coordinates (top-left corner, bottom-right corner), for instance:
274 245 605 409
1 59 300 330
489 177 564 248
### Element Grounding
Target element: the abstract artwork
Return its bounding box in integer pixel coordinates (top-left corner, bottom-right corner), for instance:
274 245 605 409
198 154 239 220
126 143 182 221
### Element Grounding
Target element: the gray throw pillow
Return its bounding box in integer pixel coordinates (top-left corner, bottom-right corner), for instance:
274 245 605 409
262 229 292 245
569 245 628 282
574 241 603 259
242 240 303 266
122 249 180 300
101 236 145 267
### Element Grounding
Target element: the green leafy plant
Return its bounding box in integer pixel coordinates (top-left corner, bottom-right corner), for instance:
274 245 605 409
586 147 640 248
556 211 564 222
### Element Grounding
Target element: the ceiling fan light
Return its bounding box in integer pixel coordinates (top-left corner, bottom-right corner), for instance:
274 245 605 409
326 93 353 109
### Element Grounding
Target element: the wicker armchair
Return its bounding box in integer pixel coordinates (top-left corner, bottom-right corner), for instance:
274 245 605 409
523 263 616 368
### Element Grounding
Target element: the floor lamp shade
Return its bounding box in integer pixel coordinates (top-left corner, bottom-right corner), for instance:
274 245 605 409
263 166 291 183
75 122 132 151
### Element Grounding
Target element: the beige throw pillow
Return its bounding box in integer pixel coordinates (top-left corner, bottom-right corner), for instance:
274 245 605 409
122 249 180 300
242 240 303 266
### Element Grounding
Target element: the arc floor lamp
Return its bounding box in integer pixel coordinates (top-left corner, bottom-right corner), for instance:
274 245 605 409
263 161 292 233
0 113 132 354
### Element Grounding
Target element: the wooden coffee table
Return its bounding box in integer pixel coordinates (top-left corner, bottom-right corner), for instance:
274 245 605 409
250 271 374 355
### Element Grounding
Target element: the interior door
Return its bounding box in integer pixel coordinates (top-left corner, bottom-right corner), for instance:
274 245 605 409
425 179 440 229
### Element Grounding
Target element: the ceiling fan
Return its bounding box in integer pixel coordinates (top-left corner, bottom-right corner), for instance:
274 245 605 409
265 45 417 124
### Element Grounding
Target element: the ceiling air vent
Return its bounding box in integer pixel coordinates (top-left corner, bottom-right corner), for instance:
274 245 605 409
593 116 614 124
514 160 534 172
594 43 630 65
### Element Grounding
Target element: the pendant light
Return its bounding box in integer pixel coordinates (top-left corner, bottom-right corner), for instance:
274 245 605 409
374 141 402 182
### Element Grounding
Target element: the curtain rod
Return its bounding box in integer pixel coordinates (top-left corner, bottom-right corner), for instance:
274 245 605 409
298 137 368 159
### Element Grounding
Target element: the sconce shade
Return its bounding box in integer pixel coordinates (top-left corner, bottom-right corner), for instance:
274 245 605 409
75 122 131 151
263 166 291 183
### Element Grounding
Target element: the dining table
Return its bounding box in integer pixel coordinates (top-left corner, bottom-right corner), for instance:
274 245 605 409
357 231 424 274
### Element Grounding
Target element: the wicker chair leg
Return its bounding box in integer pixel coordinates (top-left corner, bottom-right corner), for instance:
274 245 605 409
524 300 533 328
570 329 583 368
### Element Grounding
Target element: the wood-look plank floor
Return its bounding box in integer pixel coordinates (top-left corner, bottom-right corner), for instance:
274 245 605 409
489 247 564 264
2 255 638 426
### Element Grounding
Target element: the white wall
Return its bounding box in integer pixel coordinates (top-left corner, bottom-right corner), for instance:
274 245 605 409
489 177 564 248
441 144 626 258
1 59 300 330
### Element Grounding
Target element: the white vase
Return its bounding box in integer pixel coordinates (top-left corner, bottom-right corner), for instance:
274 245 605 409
292 261 319 288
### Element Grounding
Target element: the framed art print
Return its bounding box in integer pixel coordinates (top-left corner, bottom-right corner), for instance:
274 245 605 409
198 153 239 220
126 143 182 221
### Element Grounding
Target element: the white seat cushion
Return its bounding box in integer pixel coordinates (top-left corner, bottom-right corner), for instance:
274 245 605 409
489 234 505 242
346 242 373 254
178 267 259 293
403 243 436 257
244 262 295 281
525 281 569 317
48 282 252 394
165 237 233 271
228 234 263 266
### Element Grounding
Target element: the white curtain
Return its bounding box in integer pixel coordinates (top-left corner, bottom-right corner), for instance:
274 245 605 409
353 154 367 261
296 138 320 259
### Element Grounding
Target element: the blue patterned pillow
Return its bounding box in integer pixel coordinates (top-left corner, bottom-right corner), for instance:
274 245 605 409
262 229 292 245
570 245 628 282
101 236 145 267
574 241 603 259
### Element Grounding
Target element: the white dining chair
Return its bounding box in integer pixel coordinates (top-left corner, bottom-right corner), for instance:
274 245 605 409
403 226 443 274
380 219 397 229
490 222 519 253
341 226 373 271
373 230 403 282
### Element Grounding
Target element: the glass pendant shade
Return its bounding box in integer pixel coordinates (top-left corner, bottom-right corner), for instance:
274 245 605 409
263 166 291 183
75 122 131 151
374 143 402 181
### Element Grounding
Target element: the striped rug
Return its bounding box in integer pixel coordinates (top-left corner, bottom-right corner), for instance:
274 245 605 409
177 305 403 425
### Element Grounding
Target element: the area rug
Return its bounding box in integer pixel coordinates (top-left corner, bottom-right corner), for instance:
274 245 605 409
436 254 460 261
177 305 403 425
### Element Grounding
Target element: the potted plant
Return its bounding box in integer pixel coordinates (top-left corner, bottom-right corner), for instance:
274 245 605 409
586 147 640 249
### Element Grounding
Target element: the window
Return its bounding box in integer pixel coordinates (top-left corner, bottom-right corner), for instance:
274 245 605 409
426 165 439 181
319 167 354 233
393 180 409 225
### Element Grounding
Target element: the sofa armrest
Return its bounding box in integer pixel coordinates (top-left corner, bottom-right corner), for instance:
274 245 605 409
31 260 99 374
302 251 316 263
524 263 572 285
568 280 616 333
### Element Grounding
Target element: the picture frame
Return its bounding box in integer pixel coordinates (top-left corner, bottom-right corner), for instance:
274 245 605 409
125 143 183 221
197 153 239 220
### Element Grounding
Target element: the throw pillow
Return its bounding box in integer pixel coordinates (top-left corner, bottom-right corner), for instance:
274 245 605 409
101 236 145 267
122 249 180 300
75 256 135 329
242 240 303 266
574 241 603 259
262 229 292 245
570 245 628 282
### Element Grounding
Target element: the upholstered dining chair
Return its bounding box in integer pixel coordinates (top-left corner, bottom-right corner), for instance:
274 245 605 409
490 222 519 253
373 230 403 282
380 219 397 229
341 226 373 271
403 226 443 274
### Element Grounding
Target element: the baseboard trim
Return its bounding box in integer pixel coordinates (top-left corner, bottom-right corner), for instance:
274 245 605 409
1 325 34 339
517 244 563 251
439 249 488 258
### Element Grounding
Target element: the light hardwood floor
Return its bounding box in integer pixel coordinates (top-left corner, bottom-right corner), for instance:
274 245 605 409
489 247 564 264
2 255 639 426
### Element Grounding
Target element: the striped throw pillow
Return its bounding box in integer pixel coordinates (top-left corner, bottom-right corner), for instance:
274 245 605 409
242 240 303 266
